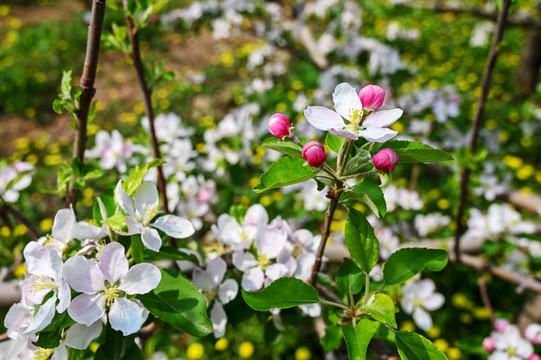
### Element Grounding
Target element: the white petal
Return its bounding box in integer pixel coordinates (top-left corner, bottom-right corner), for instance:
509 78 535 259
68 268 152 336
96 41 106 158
210 302 227 338
63 257 105 294
333 82 362 120
363 109 403 128
299 303 321 318
52 343 68 360
412 308 432 331
423 293 445 311
52 208 76 244
265 263 289 283
207 257 227 285
133 181 159 221
72 222 108 241
304 106 346 131
141 226 162 252
294 252 316 282
151 215 195 239
23 242 55 278
401 298 414 314
359 126 398 143
241 267 265 291
256 228 287 259
64 321 103 350
24 296 56 334
118 263 161 295
98 242 129 284
328 128 358 140
56 280 71 313
232 251 258 272
219 279 238 305
4 303 33 331
109 297 147 336
192 268 215 293
68 294 106 326
243 204 269 227
115 181 135 217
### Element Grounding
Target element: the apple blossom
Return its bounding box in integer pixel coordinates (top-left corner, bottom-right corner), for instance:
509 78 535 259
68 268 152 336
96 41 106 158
302 141 327 167
358 84 386 110
483 337 495 352
268 113 292 140
525 323 541 344
373 148 399 172
488 325 533 360
212 204 268 251
401 278 445 331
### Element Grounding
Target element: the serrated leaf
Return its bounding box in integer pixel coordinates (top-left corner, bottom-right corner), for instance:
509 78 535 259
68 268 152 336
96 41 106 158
341 319 379 360
122 164 149 196
383 248 448 285
242 277 319 311
395 331 448 360
103 211 128 233
363 293 397 328
345 208 379 273
383 141 453 163
336 258 364 295
262 137 303 158
138 268 213 337
326 133 346 154
341 182 386 218
60 70 73 97
253 156 317 193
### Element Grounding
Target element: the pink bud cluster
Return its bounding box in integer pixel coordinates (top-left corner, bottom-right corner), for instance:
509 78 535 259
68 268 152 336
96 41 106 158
373 148 399 172
302 141 327 167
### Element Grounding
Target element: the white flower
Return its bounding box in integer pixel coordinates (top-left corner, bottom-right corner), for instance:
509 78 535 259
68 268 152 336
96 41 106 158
212 204 268 251
63 242 161 335
115 181 195 251
401 278 444 331
489 325 533 360
304 83 402 142
0 161 34 203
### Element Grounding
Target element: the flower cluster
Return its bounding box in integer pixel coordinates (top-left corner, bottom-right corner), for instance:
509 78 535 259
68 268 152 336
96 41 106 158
0 161 34 203
483 319 540 360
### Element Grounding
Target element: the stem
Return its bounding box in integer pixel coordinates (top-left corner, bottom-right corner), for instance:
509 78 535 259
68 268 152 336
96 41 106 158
362 271 370 307
454 0 511 263
308 189 341 285
65 0 106 208
2 203 40 240
340 168 378 180
322 164 340 182
123 2 169 215
337 139 353 175
319 298 351 313
478 273 495 326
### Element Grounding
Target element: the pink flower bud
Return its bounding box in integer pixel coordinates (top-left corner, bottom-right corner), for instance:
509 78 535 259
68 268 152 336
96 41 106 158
302 141 327 167
524 324 541 344
482 337 495 352
358 84 386 110
373 148 399 172
269 113 292 140
529 355 541 360
494 318 510 333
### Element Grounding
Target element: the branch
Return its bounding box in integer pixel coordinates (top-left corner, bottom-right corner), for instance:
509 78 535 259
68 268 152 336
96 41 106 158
2 203 40 240
454 0 511 263
65 0 106 208
0 282 20 308
123 3 169 214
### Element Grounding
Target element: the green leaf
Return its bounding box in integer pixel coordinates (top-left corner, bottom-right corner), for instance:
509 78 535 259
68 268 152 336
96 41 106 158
335 258 364 295
130 235 145 263
242 277 319 311
345 208 379 273
33 311 75 348
321 325 342 352
253 156 317 193
122 164 149 196
383 248 448 285
88 101 98 124
144 246 200 265
383 141 453 163
395 331 448 360
94 194 115 223
262 137 303 158
53 99 63 114
341 319 379 360
341 182 386 218
326 133 346 154
138 268 213 337
60 70 73 97
362 293 397 328
103 211 128 233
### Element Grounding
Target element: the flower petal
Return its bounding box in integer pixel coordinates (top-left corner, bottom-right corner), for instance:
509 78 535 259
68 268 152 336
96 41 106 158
304 106 346 131
207 257 227 285
52 208 76 244
333 82 362 120
243 204 269 228
52 343 68 360
118 263 161 295
299 303 321 318
219 279 238 305
98 242 129 284
151 215 195 239
56 280 71 313
423 293 445 311
63 256 105 294
358 127 398 143
232 251 257 272
192 268 215 293
141 226 162 252
210 302 227 338
328 128 358 140
115 181 135 217
24 296 56 334
241 267 265 291
68 294 106 326
4 303 33 331
72 222 108 241
412 307 432 331
23 242 55 278
109 297 147 336
363 109 403 128
133 181 159 220
256 228 287 259
64 321 103 350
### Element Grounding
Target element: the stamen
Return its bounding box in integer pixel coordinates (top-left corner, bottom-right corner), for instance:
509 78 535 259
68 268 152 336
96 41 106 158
258 254 271 271
30 275 57 295
34 348 55 360
101 285 121 307
142 204 159 226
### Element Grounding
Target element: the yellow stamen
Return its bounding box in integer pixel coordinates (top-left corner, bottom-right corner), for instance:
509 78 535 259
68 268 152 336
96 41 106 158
101 285 121 307
142 204 159 226
258 254 271 271
30 275 57 295
34 348 55 360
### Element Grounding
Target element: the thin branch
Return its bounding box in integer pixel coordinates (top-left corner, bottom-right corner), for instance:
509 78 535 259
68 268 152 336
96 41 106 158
454 0 511 263
0 333 9 342
2 203 40 240
478 273 495 326
65 0 106 208
123 3 169 214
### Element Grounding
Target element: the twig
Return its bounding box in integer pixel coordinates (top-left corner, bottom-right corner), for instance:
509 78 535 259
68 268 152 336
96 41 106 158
478 273 495 326
123 2 169 214
0 333 9 342
65 0 106 208
454 0 511 263
2 203 40 240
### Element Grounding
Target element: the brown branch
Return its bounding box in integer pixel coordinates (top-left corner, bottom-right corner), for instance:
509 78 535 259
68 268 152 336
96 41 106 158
478 273 495 326
454 0 511 263
2 203 40 240
123 3 169 215
0 282 20 308
0 332 9 342
65 0 106 208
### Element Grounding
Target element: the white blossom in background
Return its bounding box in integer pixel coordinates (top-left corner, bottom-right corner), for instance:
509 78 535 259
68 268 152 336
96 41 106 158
383 185 424 212
401 278 444 331
0 161 34 203
470 21 495 47
386 22 420 41
486 324 534 360
377 227 399 260
414 213 451 237
85 130 144 173
193 257 238 338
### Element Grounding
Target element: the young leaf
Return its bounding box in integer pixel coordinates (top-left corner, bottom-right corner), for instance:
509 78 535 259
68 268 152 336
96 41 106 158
335 258 364 295
130 235 145 264
382 141 453 163
253 157 318 193
345 208 379 273
144 246 200 264
241 277 319 311
321 325 342 352
325 133 346 154
122 164 149 196
383 248 448 285
138 268 213 337
395 331 448 360
362 293 397 328
33 311 75 348
262 137 303 158
341 319 379 360
103 211 128 233
341 182 386 218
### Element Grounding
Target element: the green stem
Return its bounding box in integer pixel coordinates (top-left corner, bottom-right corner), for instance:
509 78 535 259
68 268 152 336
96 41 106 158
340 168 378 180
319 298 351 313
362 271 371 307
337 139 353 176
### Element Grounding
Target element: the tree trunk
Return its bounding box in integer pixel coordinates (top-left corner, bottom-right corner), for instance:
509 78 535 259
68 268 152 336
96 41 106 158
516 8 541 97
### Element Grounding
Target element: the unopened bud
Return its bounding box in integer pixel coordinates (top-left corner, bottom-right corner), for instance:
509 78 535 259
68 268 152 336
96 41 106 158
373 148 399 172
359 84 386 110
494 318 510 333
524 324 541 344
302 141 327 167
269 113 292 140
482 337 495 352
529 355 541 360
